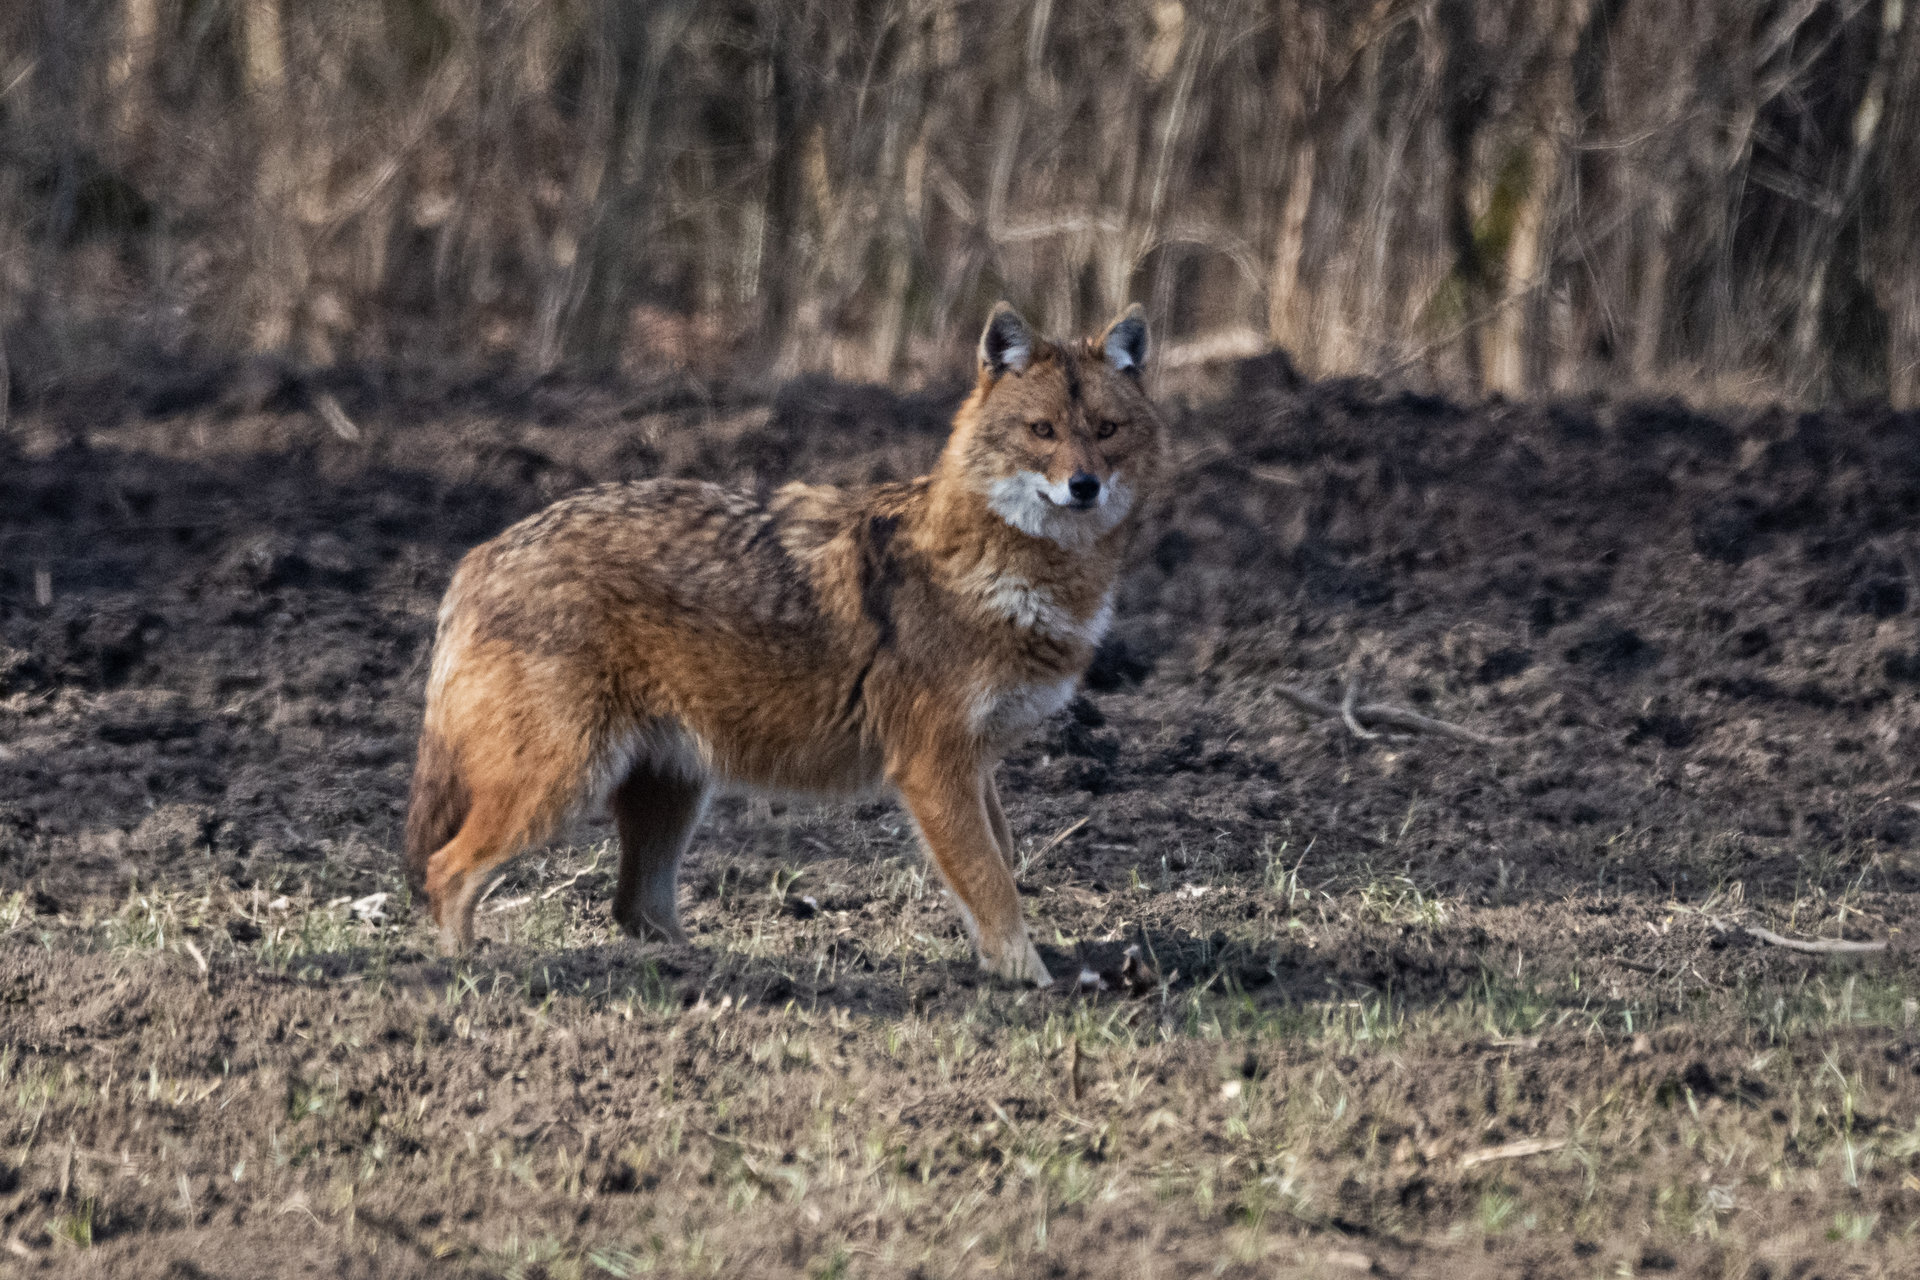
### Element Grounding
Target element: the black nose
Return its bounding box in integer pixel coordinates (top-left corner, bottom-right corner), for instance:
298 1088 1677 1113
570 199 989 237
1067 473 1101 504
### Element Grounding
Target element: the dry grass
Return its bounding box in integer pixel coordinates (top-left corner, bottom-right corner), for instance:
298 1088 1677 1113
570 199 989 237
2 839 1916 1277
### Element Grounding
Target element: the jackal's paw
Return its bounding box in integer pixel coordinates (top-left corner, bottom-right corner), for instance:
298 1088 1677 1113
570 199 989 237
981 935 1054 988
619 912 689 947
436 921 474 956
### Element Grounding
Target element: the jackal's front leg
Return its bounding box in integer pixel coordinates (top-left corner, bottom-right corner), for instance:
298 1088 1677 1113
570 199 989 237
981 765 1017 870
894 751 1051 986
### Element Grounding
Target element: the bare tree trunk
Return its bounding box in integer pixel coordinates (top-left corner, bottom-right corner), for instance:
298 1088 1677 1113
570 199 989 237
239 0 305 354
1628 192 1672 382
109 0 157 142
866 22 930 384
1876 0 1920 405
569 2 689 372
26 0 82 351
530 28 613 372
1873 0 1920 404
1091 46 1146 326
1796 0 1907 399
753 3 817 366
1485 0 1591 395
1268 141 1316 364
1142 20 1203 332
1436 0 1489 392
0 322 10 438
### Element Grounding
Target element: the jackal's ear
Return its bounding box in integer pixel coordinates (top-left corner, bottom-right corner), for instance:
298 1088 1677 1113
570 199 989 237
979 302 1035 376
1099 304 1149 376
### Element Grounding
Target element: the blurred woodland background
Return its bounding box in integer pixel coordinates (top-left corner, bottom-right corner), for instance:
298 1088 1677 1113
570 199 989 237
3 0 1918 405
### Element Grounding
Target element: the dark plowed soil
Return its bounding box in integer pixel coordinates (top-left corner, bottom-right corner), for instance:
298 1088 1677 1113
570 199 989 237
1 363 1917 1277
6 369 1919 941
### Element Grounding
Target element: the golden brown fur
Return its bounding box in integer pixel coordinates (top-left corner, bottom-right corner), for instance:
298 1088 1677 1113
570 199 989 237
403 303 1165 984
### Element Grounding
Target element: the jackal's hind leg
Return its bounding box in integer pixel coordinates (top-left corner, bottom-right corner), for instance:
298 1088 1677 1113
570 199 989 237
610 765 708 944
424 788 549 955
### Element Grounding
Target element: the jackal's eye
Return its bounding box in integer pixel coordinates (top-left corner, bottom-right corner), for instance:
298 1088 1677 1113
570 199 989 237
1029 420 1055 440
1096 419 1120 440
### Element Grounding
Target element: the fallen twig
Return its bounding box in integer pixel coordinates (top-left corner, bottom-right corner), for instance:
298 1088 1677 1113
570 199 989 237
489 853 602 913
1743 924 1888 955
314 391 360 442
1340 677 1377 740
1028 816 1090 861
1485 1035 1541 1051
1273 682 1505 746
1459 1137 1565 1169
539 854 602 900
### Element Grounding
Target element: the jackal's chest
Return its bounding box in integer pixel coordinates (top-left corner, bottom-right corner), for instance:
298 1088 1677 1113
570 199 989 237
963 575 1115 651
946 573 1109 746
969 675 1078 745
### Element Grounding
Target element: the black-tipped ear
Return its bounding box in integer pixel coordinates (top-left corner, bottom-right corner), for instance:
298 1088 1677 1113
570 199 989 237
979 302 1035 376
1100 304 1149 375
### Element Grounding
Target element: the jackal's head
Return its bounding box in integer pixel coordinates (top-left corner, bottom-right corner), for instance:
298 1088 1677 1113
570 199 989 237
942 302 1166 552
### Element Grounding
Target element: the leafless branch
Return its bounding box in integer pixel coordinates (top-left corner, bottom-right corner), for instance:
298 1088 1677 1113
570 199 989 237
1339 677 1377 740
1029 816 1090 861
1459 1138 1565 1169
1742 924 1889 954
1273 682 1507 747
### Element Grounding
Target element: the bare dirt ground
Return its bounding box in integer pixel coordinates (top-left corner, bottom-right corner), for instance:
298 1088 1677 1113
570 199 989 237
1 359 1918 1278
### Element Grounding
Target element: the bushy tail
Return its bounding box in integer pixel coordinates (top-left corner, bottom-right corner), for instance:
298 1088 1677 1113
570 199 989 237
404 730 469 896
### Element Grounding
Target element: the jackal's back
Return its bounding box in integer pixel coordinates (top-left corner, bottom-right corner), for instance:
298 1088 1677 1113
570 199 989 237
449 478 843 655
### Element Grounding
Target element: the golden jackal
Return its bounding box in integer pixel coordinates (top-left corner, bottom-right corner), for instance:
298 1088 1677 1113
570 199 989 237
404 303 1163 985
